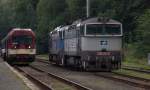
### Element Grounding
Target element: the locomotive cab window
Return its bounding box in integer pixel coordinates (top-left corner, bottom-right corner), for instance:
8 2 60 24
86 24 121 35
86 24 103 35
105 24 121 35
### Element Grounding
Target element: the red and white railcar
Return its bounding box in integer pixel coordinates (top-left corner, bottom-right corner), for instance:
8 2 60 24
1 28 36 64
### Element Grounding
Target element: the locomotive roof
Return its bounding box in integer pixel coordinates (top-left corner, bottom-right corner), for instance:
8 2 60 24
49 17 122 35
50 25 69 35
72 17 121 25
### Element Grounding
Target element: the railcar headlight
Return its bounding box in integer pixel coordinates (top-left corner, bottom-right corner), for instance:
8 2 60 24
28 45 31 49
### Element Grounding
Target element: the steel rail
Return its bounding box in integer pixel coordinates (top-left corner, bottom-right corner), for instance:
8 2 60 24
30 65 92 90
95 72 150 89
36 58 150 89
15 66 53 90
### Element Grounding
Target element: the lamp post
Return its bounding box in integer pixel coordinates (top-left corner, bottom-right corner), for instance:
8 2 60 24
86 0 90 18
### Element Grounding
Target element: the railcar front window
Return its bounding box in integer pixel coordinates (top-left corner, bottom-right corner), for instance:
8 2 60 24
12 35 32 45
86 24 103 35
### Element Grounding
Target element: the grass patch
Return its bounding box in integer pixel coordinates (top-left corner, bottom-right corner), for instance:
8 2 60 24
123 44 150 70
123 62 150 70
114 69 150 80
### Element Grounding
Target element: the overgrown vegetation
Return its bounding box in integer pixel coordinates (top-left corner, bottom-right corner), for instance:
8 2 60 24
124 44 150 68
0 0 150 60
135 9 150 58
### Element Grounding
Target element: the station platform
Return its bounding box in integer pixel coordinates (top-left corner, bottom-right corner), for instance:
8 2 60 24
0 58 30 90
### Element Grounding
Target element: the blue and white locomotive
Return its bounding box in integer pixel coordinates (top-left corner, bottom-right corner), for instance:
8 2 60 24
49 17 123 71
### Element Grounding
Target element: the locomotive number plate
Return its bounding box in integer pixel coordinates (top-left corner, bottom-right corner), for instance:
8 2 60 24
97 52 111 56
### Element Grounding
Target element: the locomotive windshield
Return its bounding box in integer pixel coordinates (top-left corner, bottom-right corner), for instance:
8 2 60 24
105 24 121 35
86 24 121 35
12 35 32 45
86 24 103 35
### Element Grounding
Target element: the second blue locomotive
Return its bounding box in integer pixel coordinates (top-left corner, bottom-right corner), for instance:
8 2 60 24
49 17 123 71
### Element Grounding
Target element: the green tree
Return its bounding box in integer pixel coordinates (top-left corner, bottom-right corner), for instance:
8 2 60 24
113 0 147 43
36 0 67 53
0 0 16 38
66 0 86 22
0 0 150 54
12 0 37 29
135 9 150 58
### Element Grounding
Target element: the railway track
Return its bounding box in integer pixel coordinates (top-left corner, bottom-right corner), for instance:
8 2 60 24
95 72 150 89
37 58 150 74
36 58 49 64
37 58 150 75
14 65 91 90
15 66 53 90
36 58 150 89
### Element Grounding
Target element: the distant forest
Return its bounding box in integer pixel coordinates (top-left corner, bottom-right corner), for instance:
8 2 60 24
0 0 150 57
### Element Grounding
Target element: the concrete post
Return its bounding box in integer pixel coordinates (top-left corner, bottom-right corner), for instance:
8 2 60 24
148 53 150 65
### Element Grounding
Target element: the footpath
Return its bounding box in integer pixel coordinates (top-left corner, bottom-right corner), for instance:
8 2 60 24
0 58 30 90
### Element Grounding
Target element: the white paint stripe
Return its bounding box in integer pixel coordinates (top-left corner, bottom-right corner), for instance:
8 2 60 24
5 62 40 90
8 49 36 55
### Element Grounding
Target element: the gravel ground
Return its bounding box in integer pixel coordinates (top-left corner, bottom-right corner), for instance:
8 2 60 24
31 61 144 90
